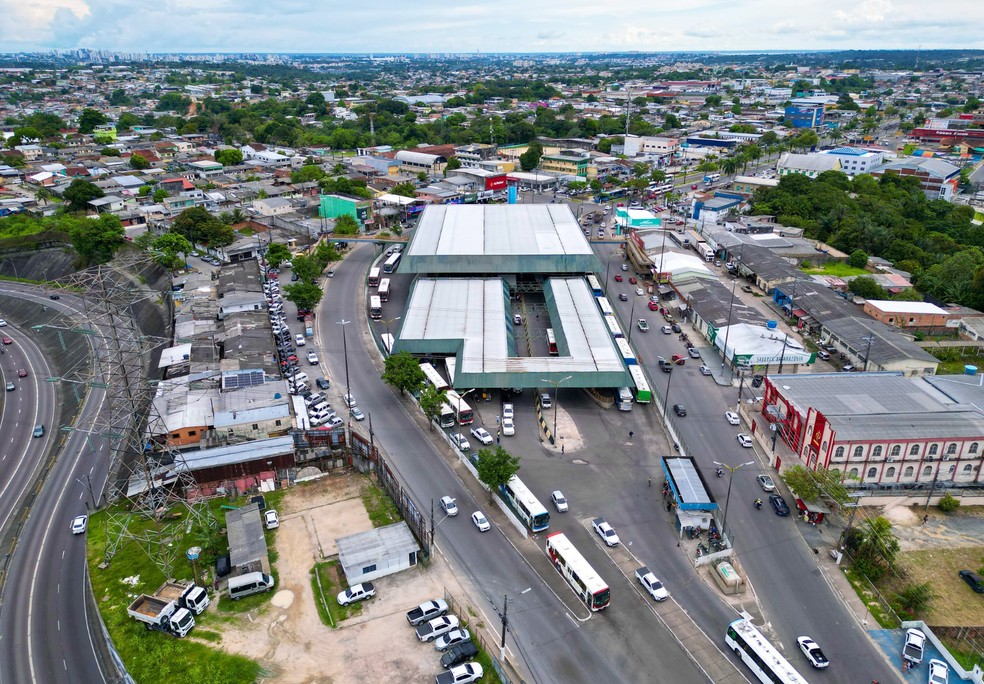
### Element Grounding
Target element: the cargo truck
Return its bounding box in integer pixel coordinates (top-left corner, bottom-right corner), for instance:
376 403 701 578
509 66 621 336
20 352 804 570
127 595 195 637
154 579 210 615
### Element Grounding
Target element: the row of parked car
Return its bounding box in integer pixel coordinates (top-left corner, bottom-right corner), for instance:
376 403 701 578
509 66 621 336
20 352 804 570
404 600 484 683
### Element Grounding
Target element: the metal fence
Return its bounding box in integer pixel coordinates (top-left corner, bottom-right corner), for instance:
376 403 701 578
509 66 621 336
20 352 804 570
443 588 514 684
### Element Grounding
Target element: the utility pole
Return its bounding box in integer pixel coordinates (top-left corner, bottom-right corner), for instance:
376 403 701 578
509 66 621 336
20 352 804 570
500 593 508 658
861 335 875 372
430 499 435 547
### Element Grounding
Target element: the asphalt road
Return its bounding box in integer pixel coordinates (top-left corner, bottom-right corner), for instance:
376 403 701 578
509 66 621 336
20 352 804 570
311 244 709 684
0 286 111 684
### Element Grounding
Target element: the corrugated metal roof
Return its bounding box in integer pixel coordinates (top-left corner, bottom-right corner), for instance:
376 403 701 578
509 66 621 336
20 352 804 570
226 503 269 568
770 373 947 417
833 411 984 441
338 523 420 577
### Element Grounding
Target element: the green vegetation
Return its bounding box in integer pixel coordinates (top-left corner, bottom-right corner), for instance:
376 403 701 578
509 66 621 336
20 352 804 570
360 480 402 528
841 564 896 628
928 349 984 375
800 261 869 278
938 492 961 513
475 446 520 504
311 561 365 627
382 351 426 395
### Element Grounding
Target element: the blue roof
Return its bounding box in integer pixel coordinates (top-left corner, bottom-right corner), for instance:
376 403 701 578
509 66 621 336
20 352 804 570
829 147 868 156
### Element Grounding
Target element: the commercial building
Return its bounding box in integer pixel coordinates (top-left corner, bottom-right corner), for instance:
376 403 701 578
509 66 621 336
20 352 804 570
319 194 371 226
862 300 952 334
394 150 447 175
784 105 825 129
777 153 842 178
540 152 590 177
337 523 421 584
819 147 884 178
868 157 961 201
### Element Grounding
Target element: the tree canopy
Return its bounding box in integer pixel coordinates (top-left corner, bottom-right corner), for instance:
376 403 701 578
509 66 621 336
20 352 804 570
381 351 425 395
475 446 520 503
171 207 235 247
63 178 105 212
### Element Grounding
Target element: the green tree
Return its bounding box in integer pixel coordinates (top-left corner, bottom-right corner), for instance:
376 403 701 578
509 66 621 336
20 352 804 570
152 188 168 203
333 214 360 235
63 178 105 212
129 152 150 170
68 213 124 265
519 143 542 172
290 254 322 283
894 582 934 617
283 282 323 310
265 242 292 269
846 516 900 581
417 171 428 183
847 249 869 269
291 164 326 184
781 465 852 505
381 351 426 396
392 182 417 198
938 492 960 513
215 148 244 166
475 446 520 503
848 276 888 299
78 108 109 134
444 157 462 176
172 206 234 247
152 232 193 269
419 384 447 431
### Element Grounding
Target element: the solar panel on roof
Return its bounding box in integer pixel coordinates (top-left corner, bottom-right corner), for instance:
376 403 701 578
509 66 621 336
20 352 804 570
222 368 265 390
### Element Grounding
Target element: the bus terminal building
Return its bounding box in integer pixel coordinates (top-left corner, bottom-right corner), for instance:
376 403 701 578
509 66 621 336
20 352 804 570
390 204 632 390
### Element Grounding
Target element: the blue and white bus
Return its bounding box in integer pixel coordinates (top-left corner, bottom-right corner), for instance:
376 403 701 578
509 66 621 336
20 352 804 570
500 475 550 532
616 337 637 366
586 274 603 297
604 314 623 339
419 362 450 392
597 296 613 317
725 619 808 684
382 252 401 274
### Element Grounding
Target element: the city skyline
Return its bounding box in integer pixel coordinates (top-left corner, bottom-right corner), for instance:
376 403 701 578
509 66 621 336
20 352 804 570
0 0 981 54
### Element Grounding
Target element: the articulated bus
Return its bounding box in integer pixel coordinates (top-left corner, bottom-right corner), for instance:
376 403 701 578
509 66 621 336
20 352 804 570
545 532 610 611
500 475 550 532
616 337 637 366
546 328 558 355
597 296 614 317
369 295 382 320
445 389 474 425
378 278 391 302
586 274 603 297
419 362 450 392
724 619 808 684
382 252 402 274
438 403 455 429
628 365 652 403
604 314 623 339
368 267 381 288
648 182 674 195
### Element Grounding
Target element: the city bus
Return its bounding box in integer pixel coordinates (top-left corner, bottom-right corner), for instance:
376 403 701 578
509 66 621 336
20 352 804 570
445 389 474 425
438 403 455 429
500 475 550 532
597 296 613 317
586 274 603 297
419 362 450 392
546 328 558 356
628 365 652 403
378 278 391 302
648 182 674 195
368 267 381 288
594 188 626 203
604 314 623 339
616 337 637 366
724 619 808 684
382 252 402 274
545 532 610 611
380 333 394 355
703 172 721 184
369 295 382 320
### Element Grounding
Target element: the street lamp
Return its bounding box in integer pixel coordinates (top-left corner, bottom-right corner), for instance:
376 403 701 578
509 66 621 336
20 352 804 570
337 319 351 407
861 334 875 372
381 316 401 355
453 388 475 444
494 587 531 661
540 375 572 444
720 277 738 373
712 460 754 541
626 297 638 343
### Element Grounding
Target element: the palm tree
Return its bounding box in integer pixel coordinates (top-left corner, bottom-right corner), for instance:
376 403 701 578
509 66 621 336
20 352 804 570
35 186 52 206
229 208 247 224
722 157 741 176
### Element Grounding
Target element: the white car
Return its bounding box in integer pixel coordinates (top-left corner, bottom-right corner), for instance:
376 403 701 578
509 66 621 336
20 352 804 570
450 433 471 451
440 496 459 517
336 582 376 606
757 474 776 492
725 411 740 425
796 636 829 669
737 434 753 448
592 517 620 547
699 365 712 376
442 663 483 684
501 417 515 436
470 427 493 445
295 334 306 346
343 394 357 407
636 568 669 601
928 658 949 684
471 511 490 532
350 406 365 421
264 509 280 529
0 319 6 327
501 403 514 420
434 627 471 652
71 514 88 535
635 287 644 296
550 490 569 512
307 350 319 365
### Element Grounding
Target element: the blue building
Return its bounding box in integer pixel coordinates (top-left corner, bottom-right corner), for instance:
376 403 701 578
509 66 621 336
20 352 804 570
784 105 825 129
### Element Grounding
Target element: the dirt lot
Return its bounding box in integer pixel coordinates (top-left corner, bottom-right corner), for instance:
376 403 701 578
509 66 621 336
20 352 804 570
883 504 984 627
214 473 474 683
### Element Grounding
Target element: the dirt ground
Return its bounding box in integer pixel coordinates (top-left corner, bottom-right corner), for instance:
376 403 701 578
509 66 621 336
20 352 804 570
212 472 471 683
881 504 984 626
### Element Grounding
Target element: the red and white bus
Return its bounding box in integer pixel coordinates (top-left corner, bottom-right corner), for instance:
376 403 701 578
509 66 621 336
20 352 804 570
545 532 610 611
368 267 381 288
546 328 558 355
378 278 391 302
369 295 382 320
445 389 474 425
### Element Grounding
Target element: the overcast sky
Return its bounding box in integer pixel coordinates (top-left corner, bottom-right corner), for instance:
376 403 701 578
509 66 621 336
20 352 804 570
1 0 980 54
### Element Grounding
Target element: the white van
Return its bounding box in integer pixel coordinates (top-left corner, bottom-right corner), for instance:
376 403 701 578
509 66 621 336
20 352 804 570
227 572 275 600
288 372 308 386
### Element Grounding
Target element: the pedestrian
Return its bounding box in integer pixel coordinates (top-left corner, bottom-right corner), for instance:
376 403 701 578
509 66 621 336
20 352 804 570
648 477 652 488
922 514 928 525
496 436 500 445
496 414 500 425
629 430 634 440
666 501 671 512
561 444 565 454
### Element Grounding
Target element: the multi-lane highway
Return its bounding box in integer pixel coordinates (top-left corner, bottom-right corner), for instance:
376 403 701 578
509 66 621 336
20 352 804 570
0 286 112 684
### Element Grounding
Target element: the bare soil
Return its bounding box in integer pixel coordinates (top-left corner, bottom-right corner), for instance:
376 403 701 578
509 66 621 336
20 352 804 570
212 472 465 683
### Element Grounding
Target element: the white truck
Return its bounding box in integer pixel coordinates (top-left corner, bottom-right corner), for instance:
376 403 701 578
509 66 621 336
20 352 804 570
154 579 210 615
127 595 196 637
406 599 449 626
902 628 926 664
635 566 669 601
416 615 460 642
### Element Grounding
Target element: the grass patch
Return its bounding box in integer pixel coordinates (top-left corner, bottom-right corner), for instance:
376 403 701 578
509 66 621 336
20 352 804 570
941 642 984 672
897 546 984 626
932 354 984 375
841 564 896 629
801 262 868 278
311 561 365 626
360 480 402 528
86 505 261 684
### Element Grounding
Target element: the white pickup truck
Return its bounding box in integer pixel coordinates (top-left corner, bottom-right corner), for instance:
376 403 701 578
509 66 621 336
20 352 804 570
635 566 669 601
127 595 195 637
406 599 449 626
416 615 460 643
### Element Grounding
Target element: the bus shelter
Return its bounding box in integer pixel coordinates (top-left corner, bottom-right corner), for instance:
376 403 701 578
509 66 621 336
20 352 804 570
661 456 717 536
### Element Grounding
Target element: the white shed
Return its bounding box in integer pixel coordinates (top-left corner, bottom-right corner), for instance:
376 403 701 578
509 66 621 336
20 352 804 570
337 522 421 583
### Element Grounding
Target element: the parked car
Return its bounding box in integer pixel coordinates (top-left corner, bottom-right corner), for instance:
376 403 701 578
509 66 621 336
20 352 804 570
406 599 448 626
295 334 306 346
550 490 569 512
592 517 620 547
440 641 479 669
434 628 471 652
737 434 753 448
687 347 701 359
501 417 515 435
264 509 280 529
769 494 790 516
502 403 514 419
797 636 829 669
648 301 659 311
751 374 764 388
416 615 460 643
470 427 493 445
671 323 681 333
71 514 88 535
725 411 740 425
316 377 330 390
435 662 483 684
450 433 470 451
699 365 712 376
350 406 365 421
635 566 669 601
928 659 949 684
661 325 672 334
628 276 637 284
343 394 357 407
336 582 376 606
959 570 984 593
307 350 319 365
440 496 459 517
470 511 490 532
757 474 776 492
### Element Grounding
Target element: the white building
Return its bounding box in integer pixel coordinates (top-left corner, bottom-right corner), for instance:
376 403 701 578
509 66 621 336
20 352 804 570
819 147 885 178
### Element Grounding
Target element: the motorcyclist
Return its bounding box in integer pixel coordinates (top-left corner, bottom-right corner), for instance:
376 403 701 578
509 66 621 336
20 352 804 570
716 468 723 477
754 498 763 508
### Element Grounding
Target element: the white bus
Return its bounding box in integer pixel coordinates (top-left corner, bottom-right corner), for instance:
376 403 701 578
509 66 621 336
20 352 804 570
378 278 391 302
419 362 450 392
545 532 610 611
380 333 394 356
369 295 382 320
604 314 623 339
724 619 809 684
445 389 474 425
438 403 455 428
649 182 674 195
597 296 614 317
586 274 603 297
368 267 381 288
628 365 652 403
500 475 550 532
616 337 637 366
382 252 401 274
546 328 558 356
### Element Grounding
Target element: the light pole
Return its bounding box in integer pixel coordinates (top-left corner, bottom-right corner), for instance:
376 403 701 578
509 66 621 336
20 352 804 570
540 375 572 443
712 460 754 540
720 276 738 373
657 225 668 284
861 334 875 372
453 388 475 443
626 297 638 343
337 319 351 405
495 587 531 661
381 316 401 355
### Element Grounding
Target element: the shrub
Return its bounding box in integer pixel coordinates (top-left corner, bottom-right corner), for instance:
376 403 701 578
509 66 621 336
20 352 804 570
894 582 934 616
938 492 960 513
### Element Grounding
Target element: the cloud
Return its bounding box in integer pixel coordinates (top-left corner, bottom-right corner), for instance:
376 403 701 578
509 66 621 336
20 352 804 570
834 0 893 24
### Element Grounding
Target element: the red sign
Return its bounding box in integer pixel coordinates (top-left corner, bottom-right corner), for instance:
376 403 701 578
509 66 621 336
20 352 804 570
485 175 507 191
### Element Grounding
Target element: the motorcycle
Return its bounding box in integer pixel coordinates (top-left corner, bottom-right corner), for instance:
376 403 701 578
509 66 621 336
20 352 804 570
716 468 723 478
754 499 763 510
